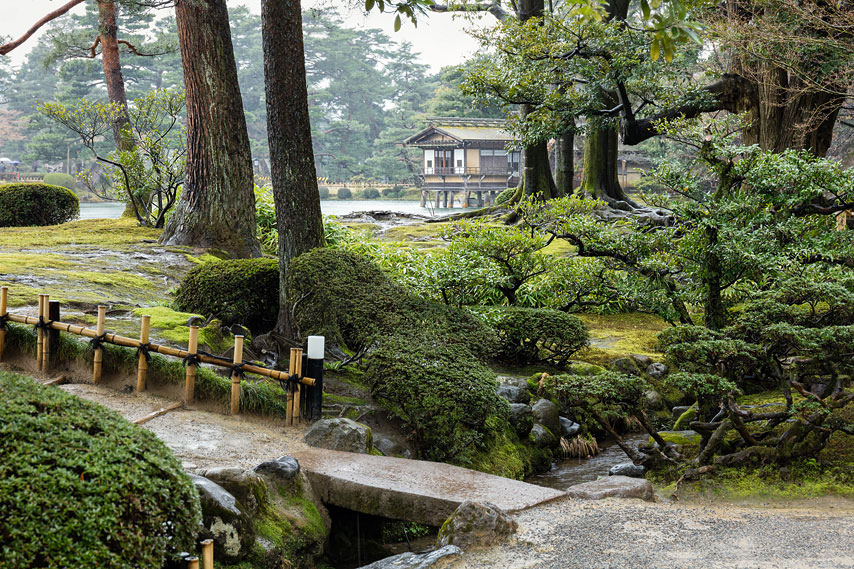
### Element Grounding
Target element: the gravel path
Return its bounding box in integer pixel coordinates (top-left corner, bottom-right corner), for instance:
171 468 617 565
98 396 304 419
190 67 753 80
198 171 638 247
459 497 854 569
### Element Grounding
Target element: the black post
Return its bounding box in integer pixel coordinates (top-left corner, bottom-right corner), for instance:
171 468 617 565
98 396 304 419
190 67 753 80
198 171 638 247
48 301 60 366
306 355 323 421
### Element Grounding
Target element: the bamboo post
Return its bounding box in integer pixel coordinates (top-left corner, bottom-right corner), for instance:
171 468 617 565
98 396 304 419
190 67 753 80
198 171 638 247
93 305 106 384
136 315 150 392
185 556 199 569
36 295 45 371
185 325 199 404
230 335 244 415
0 286 7 362
200 539 214 569
41 294 51 372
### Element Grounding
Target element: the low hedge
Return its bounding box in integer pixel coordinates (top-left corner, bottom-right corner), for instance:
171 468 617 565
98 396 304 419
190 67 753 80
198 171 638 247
480 307 589 366
0 372 201 568
174 257 279 331
42 172 77 190
0 183 79 227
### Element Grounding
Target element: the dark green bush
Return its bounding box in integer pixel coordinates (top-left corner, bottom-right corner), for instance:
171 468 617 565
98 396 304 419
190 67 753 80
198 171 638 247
362 188 380 199
488 307 589 365
495 187 515 205
42 172 77 190
364 334 509 462
318 186 330 199
174 257 279 331
0 183 79 227
337 187 352 199
287 248 496 358
0 372 201 568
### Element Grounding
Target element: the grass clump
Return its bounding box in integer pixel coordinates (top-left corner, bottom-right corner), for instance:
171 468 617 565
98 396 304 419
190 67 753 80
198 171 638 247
0 372 202 568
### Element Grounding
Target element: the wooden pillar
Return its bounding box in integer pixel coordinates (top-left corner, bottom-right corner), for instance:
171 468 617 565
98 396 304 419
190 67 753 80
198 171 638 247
93 305 106 384
0 286 7 362
48 301 60 365
420 190 427 207
41 295 51 372
230 335 244 415
463 191 470 208
201 539 214 569
442 191 448 208
185 325 199 404
136 315 150 392
434 190 441 208
36 295 45 371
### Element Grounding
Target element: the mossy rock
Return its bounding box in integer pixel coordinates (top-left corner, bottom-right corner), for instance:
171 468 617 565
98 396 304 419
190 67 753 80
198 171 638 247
174 257 279 332
673 405 698 430
653 430 702 447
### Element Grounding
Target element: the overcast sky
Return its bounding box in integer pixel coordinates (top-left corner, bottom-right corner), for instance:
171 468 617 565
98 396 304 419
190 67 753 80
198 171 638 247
3 1 490 71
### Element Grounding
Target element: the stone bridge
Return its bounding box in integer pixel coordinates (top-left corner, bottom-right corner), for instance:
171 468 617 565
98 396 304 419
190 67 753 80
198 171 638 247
293 448 566 526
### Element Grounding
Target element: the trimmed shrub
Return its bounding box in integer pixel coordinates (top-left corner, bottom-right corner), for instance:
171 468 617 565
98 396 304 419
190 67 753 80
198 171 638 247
287 248 496 358
487 307 589 365
0 372 201 568
364 334 509 463
362 187 380 200
318 186 330 199
43 172 78 190
495 187 515 205
0 183 79 227
174 257 279 331
337 187 352 199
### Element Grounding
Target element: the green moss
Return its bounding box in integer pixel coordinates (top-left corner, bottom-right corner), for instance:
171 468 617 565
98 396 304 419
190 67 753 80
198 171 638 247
652 430 702 448
184 252 223 265
576 312 669 364
541 238 576 257
379 223 448 242
132 306 202 329
673 405 698 430
0 218 161 249
56 270 153 290
0 253 72 272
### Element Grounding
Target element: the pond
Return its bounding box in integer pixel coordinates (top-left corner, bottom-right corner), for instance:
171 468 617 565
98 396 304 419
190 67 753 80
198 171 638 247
78 200 458 220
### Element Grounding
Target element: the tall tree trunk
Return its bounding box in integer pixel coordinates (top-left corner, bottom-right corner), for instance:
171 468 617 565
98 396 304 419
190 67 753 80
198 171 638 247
703 225 727 330
97 1 132 151
554 128 574 197
579 126 635 205
261 0 325 338
161 0 260 258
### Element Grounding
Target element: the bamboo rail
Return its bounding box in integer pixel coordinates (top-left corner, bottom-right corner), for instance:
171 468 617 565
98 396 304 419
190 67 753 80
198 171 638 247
0 286 315 422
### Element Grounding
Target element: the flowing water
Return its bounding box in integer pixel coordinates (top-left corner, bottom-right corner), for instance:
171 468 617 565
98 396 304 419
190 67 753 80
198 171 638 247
78 200 457 220
525 433 650 490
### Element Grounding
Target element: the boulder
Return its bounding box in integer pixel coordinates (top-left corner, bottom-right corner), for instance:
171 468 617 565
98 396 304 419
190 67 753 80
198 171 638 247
529 423 556 449
566 361 608 376
497 384 531 404
559 416 581 438
356 545 463 569
610 357 641 376
671 405 692 418
254 455 301 483
304 418 374 454
608 462 646 478
508 403 534 436
190 474 255 562
196 467 267 517
644 389 666 411
672 406 698 430
630 354 653 368
437 501 517 550
374 435 412 459
499 376 531 390
566 476 655 502
647 362 669 379
531 398 561 436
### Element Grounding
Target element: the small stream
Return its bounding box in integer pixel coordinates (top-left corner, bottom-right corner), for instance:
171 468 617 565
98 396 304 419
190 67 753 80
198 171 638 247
526 434 649 490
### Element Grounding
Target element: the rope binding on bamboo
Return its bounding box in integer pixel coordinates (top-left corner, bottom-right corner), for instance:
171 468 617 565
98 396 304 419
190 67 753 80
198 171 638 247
0 314 7 330
230 361 246 378
87 332 109 351
136 342 152 362
33 316 54 333
182 352 201 367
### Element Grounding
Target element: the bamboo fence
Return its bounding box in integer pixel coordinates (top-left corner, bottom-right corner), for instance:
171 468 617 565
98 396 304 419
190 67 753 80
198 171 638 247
0 287 314 423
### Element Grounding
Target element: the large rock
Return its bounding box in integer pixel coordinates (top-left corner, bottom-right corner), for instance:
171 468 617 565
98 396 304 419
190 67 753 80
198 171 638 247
196 467 267 517
304 418 374 454
255 455 301 482
610 357 641 376
508 403 533 436
608 462 646 478
647 362 669 379
374 435 413 459
529 423 556 449
644 389 666 411
497 384 531 404
567 476 655 502
190 474 255 562
357 545 463 569
630 354 653 369
531 398 560 436
559 416 581 438
437 501 517 550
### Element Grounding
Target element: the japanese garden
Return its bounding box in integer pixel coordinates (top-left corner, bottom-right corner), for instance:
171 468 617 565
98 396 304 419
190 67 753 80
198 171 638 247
0 0 852 568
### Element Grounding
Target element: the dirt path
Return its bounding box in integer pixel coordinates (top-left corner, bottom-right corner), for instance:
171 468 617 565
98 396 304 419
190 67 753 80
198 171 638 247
59 383 311 471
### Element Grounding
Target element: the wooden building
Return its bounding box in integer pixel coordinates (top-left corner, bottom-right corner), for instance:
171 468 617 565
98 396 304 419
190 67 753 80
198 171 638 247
404 118 520 208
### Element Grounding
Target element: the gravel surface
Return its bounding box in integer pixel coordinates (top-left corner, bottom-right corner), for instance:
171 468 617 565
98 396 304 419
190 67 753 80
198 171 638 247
459 497 854 569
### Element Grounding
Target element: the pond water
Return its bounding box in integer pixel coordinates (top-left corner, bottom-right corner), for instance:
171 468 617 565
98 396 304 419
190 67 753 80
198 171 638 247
525 433 650 490
78 200 457 220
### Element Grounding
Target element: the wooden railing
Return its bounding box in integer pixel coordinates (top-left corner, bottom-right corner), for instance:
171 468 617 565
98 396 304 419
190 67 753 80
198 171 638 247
0 287 317 424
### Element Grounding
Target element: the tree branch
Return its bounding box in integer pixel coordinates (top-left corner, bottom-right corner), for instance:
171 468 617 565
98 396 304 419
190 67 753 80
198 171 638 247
0 0 86 56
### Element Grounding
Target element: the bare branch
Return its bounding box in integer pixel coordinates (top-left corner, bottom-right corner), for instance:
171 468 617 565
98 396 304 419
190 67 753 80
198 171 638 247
0 0 86 56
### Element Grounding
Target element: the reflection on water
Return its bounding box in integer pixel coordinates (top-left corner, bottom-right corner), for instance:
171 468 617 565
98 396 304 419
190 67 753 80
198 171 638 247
78 200 460 221
526 434 649 490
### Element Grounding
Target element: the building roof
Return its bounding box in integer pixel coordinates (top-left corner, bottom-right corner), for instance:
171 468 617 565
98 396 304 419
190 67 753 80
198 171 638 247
403 117 511 146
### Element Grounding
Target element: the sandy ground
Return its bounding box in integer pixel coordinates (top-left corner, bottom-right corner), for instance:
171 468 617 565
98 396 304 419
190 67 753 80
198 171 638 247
59 383 312 471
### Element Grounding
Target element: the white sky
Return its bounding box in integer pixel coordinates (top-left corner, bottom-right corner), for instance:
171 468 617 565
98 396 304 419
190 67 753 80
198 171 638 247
2 0 491 71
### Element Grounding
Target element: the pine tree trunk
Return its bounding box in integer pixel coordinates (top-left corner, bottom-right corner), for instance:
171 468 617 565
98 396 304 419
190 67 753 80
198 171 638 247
261 0 325 338
580 125 635 205
554 128 574 197
97 1 132 151
160 0 260 258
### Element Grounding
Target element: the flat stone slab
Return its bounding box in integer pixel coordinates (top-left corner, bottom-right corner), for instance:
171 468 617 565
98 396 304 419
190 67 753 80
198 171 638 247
293 448 566 526
566 475 655 502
